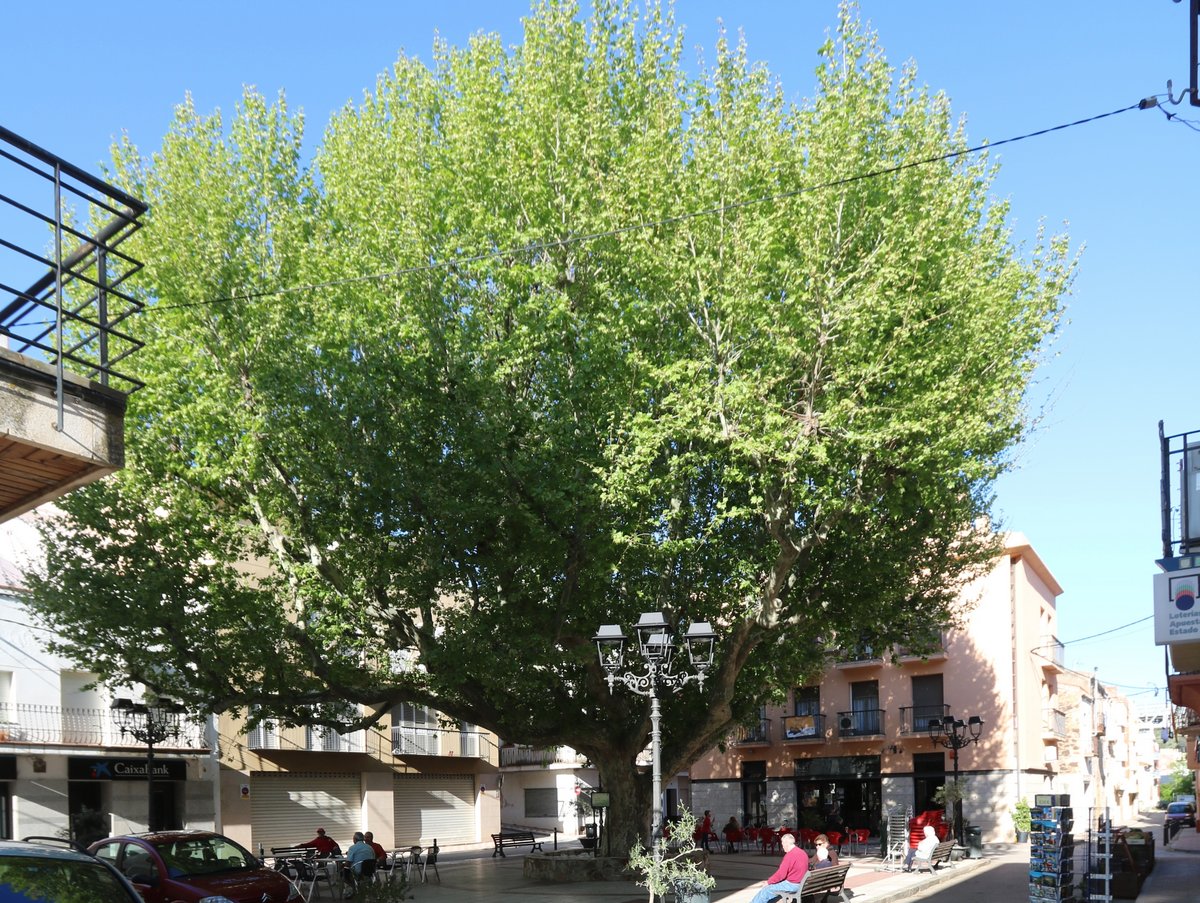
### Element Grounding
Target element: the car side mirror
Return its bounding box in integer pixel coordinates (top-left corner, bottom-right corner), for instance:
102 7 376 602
127 871 159 887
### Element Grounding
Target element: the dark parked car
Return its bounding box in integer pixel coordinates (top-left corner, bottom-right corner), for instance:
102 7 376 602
1166 801 1196 829
90 830 301 903
0 837 142 903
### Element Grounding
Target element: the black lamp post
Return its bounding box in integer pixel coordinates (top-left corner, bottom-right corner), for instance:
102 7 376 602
928 714 983 845
594 613 715 848
111 696 187 831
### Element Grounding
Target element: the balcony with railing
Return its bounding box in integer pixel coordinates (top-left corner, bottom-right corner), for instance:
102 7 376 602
1042 707 1068 739
499 744 589 768
899 704 951 735
391 724 499 766
781 714 825 742
1037 635 1066 670
836 709 885 739
246 721 367 754
734 718 772 746
0 702 207 750
897 631 949 662
834 645 883 669
0 126 147 522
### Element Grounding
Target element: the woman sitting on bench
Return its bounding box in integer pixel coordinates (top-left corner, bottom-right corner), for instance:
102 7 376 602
904 825 938 872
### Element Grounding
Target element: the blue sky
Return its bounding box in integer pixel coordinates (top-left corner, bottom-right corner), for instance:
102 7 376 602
3 1 1195 705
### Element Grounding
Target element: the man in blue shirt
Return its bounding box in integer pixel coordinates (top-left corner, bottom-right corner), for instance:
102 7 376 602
343 831 376 892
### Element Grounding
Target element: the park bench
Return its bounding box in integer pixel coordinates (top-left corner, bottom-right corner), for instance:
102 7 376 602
777 862 851 903
491 831 545 857
913 839 956 872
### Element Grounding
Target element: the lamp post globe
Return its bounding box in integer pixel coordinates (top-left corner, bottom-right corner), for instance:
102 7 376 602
927 713 984 846
594 614 715 853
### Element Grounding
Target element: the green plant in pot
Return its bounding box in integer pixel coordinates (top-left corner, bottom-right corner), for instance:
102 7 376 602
1013 798 1032 841
628 807 716 903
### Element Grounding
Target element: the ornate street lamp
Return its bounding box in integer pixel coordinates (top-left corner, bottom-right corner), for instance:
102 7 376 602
111 696 187 831
594 613 716 847
928 713 984 845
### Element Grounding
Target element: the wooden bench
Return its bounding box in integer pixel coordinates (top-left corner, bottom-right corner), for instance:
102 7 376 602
777 862 851 902
491 831 544 857
914 839 956 872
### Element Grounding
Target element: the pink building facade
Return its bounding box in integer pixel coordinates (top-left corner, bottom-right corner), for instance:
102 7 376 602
688 534 1072 844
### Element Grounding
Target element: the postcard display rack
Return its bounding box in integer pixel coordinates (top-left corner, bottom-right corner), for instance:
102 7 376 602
1029 794 1074 903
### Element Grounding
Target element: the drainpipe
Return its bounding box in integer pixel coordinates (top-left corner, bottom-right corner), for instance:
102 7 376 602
1011 554 1022 803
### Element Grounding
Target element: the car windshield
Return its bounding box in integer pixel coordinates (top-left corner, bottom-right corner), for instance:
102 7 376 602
0 855 136 903
1168 803 1191 814
154 836 255 877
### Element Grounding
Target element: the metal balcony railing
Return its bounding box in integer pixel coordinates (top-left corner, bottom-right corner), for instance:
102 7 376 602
0 126 147 398
835 645 882 666
899 704 951 735
499 744 589 767
897 631 948 660
1037 635 1066 668
391 725 498 766
836 709 885 738
734 718 772 745
1043 707 1068 738
781 713 825 741
0 702 207 749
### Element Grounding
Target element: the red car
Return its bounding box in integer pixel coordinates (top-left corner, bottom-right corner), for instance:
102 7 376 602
90 831 301 903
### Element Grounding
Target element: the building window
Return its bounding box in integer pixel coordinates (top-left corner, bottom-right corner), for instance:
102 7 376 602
910 674 945 733
794 687 820 717
525 787 558 818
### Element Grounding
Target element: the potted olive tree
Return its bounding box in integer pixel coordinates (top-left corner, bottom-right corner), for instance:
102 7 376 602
1013 798 1032 842
628 808 716 903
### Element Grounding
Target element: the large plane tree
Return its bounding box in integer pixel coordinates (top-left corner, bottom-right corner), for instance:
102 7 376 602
27 0 1071 851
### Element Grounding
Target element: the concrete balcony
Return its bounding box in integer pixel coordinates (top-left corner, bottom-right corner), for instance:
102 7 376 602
834 646 883 670
1042 707 1068 739
247 721 367 754
499 744 589 769
391 725 499 767
0 126 146 522
1037 635 1066 671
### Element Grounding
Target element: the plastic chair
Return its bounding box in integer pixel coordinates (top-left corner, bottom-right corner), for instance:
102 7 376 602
744 826 760 847
825 830 844 854
848 828 870 855
723 827 744 852
798 828 818 849
759 828 779 854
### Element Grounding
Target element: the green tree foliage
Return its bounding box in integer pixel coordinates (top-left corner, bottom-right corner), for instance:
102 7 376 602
26 0 1072 850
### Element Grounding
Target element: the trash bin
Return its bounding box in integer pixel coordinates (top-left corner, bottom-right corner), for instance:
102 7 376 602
581 823 597 850
965 826 983 859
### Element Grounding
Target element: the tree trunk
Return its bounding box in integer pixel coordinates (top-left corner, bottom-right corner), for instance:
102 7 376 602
593 748 652 858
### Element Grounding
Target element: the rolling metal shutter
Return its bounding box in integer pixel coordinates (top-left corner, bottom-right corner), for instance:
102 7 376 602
250 772 361 853
392 774 476 846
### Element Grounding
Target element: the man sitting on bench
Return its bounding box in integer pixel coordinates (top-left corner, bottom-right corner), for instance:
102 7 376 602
748 832 809 903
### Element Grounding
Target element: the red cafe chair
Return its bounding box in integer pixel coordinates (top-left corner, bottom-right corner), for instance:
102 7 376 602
825 830 844 854
759 827 778 854
848 828 870 855
798 828 818 849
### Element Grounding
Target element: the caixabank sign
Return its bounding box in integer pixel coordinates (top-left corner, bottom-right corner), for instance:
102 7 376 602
1154 564 1200 644
68 756 187 781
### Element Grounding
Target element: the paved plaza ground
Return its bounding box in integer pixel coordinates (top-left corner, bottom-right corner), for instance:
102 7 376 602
353 811 1200 903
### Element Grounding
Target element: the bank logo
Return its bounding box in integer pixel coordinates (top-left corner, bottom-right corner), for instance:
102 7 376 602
88 761 112 778
1171 576 1197 612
